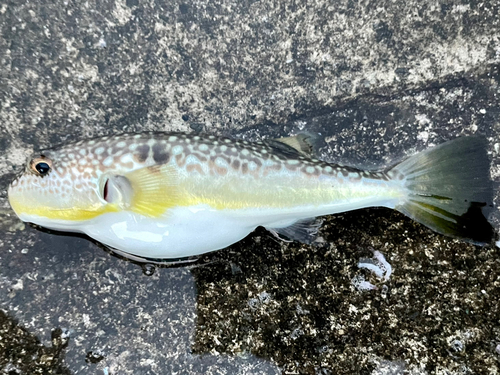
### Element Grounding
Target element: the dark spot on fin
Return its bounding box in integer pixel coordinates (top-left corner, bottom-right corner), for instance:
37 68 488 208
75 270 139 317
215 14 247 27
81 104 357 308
458 202 497 245
266 217 324 245
272 133 319 157
406 199 497 245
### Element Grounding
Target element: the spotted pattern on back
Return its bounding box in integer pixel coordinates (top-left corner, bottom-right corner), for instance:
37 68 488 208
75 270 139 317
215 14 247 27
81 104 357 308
10 132 391 202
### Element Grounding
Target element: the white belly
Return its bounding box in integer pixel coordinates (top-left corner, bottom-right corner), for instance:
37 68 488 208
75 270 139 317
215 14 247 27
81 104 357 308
81 205 261 258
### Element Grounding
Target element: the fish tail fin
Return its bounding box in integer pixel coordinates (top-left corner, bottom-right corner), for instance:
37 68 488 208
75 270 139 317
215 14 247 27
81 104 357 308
388 136 496 245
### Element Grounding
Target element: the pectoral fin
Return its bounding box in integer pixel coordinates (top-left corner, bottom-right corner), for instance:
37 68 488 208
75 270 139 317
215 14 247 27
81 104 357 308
123 165 181 218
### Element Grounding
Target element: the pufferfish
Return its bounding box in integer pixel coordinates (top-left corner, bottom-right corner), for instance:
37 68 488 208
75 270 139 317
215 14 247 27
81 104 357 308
7 132 496 262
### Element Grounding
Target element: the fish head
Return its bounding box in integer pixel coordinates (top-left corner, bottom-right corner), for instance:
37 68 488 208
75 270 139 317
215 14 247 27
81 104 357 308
8 147 119 231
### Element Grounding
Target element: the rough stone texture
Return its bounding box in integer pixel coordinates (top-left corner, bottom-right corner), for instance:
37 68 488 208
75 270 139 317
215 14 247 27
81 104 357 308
1 0 500 374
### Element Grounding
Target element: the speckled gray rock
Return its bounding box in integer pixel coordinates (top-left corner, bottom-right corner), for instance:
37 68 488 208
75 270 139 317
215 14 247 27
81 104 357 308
1 0 500 374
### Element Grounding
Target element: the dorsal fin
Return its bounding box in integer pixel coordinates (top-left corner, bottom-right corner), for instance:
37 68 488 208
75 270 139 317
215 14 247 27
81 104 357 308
260 133 318 160
275 133 314 156
271 133 318 157
262 139 303 159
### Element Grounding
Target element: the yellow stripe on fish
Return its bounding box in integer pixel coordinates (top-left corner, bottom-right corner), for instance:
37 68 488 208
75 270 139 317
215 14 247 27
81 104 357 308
7 199 120 221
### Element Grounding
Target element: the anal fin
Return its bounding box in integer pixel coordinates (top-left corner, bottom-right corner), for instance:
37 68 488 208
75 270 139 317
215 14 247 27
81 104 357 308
266 217 324 245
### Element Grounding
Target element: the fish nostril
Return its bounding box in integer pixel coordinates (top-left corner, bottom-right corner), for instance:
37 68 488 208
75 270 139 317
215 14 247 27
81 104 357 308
103 179 110 202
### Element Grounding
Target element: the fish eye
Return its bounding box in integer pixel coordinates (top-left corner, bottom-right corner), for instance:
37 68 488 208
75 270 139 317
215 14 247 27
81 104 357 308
36 162 50 174
30 156 53 177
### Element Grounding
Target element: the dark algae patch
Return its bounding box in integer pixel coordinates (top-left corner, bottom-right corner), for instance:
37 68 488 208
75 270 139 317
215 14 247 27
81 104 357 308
192 209 500 373
0 310 71 374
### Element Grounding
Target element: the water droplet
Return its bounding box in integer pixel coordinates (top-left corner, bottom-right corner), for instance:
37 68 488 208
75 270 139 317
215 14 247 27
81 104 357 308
141 263 156 276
